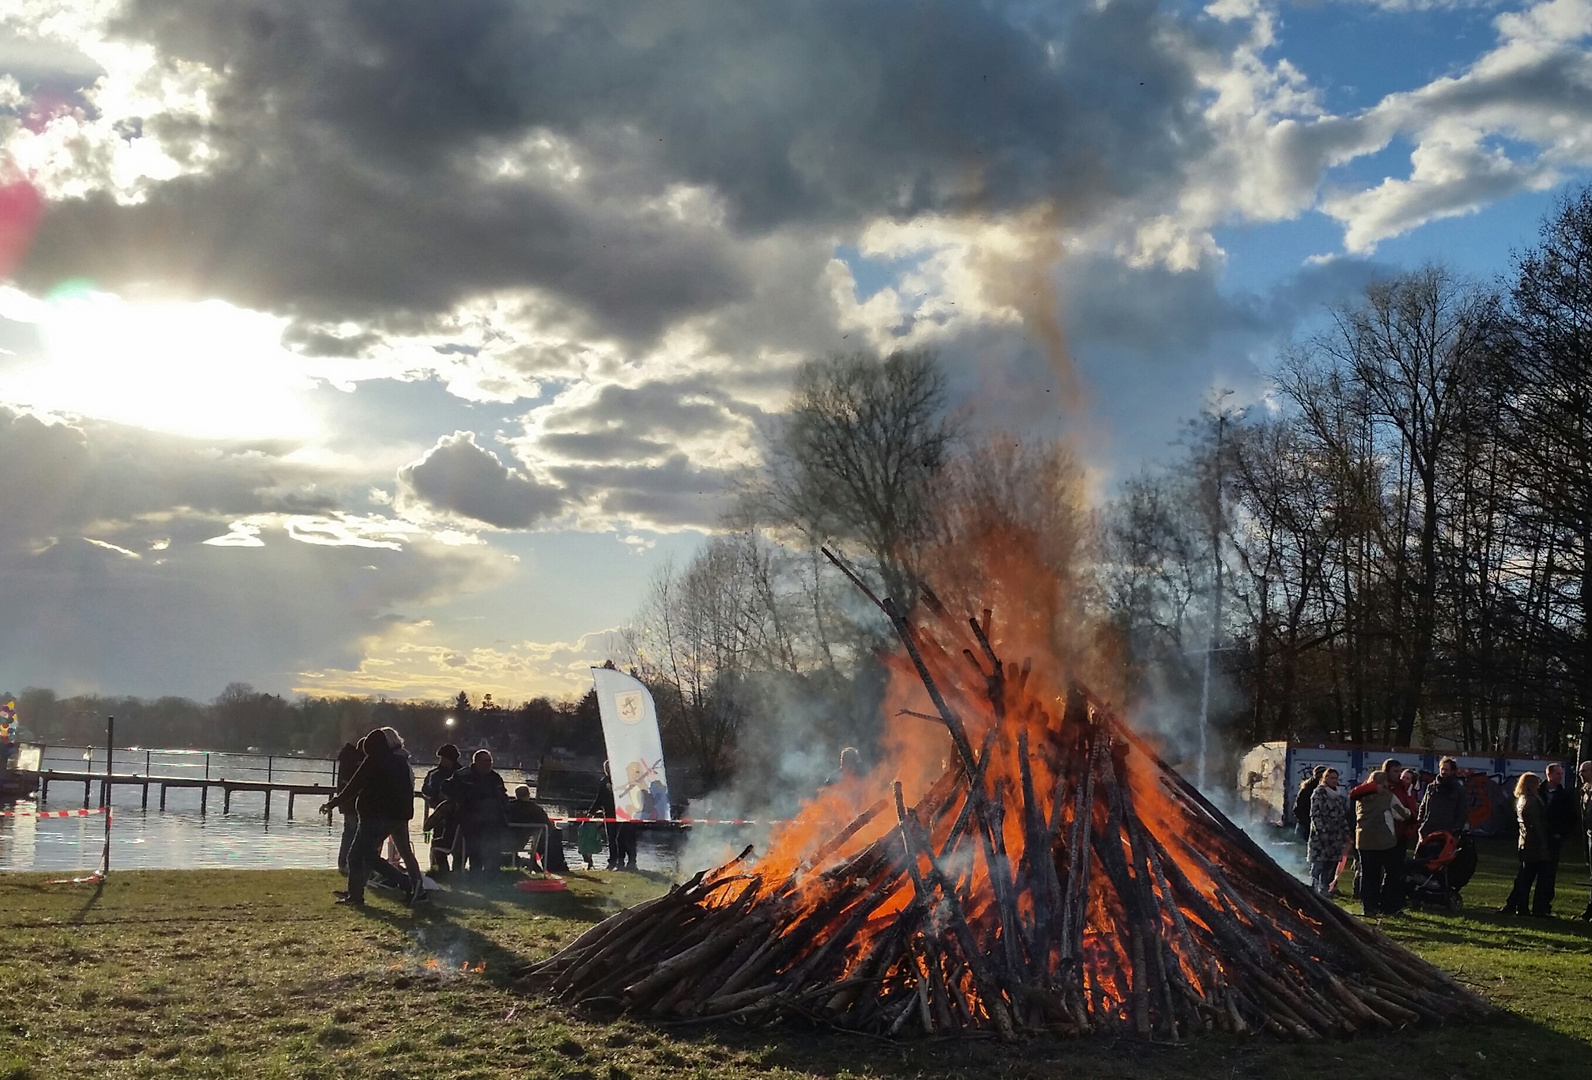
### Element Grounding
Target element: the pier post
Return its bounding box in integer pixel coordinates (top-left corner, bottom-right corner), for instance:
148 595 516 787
205 753 210 780
141 782 149 811
160 784 167 810
287 790 295 819
39 777 48 804
102 718 113 809
267 756 273 783
83 780 90 808
223 786 231 814
263 789 270 821
200 785 207 815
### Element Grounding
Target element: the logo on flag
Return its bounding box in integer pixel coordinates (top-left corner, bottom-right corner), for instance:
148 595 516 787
615 690 644 725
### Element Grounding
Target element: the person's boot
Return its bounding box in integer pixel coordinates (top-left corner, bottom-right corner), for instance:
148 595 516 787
1578 902 1592 922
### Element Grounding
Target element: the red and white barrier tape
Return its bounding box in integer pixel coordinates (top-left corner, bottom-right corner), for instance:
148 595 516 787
550 816 781 826
0 806 111 819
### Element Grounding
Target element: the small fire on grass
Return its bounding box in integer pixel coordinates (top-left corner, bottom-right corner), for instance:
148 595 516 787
387 958 486 974
515 539 1499 1042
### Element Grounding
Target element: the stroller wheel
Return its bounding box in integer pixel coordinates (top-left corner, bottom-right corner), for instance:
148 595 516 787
1447 893 1463 912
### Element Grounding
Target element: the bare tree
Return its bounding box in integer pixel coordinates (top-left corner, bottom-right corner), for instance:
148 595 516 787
759 348 959 610
1509 186 1592 760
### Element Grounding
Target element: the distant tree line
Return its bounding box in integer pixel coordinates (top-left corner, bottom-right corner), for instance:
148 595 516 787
3 682 607 769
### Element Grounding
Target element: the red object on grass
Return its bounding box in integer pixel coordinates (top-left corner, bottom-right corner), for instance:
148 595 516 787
515 877 568 893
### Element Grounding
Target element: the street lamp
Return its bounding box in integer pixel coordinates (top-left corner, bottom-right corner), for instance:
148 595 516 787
444 716 455 728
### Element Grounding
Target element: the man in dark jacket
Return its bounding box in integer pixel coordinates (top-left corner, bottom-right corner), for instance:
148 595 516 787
1539 762 1578 916
321 728 414 906
1418 757 1470 838
507 786 568 872
1293 767 1326 842
421 744 464 875
458 749 509 874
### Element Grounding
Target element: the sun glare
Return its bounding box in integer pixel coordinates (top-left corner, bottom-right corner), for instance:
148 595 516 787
0 288 318 441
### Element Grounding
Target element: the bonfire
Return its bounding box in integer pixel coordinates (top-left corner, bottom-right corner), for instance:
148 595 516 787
517 548 1495 1041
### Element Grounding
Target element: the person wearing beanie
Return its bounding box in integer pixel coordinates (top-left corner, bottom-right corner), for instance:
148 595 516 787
421 743 465 876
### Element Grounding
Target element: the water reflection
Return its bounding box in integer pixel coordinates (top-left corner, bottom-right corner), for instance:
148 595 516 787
1 780 679 875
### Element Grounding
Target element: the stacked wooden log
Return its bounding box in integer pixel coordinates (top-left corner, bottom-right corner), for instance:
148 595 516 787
517 557 1496 1040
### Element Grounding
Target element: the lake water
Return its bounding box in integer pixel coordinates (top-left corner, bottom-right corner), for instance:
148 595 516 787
1 745 681 875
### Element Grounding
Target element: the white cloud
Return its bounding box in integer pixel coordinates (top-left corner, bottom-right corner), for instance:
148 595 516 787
83 536 140 558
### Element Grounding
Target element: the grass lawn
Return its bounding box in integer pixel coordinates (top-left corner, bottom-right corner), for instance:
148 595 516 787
1 839 1589 1080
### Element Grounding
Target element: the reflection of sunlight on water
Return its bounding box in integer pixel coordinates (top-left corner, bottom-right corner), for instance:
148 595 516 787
1 781 680 873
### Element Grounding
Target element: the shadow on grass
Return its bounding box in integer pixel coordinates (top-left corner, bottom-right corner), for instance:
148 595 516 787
564 1000 1591 1080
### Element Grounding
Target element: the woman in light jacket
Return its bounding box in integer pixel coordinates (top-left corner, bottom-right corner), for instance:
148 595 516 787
1350 769 1411 917
1499 772 1549 916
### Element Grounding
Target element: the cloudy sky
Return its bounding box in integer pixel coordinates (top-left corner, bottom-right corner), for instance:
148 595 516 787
1 0 1588 704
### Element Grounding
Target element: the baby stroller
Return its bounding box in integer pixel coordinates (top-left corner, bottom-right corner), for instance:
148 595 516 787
1404 830 1477 911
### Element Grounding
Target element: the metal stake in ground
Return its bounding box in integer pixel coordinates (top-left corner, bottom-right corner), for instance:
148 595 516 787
101 715 114 878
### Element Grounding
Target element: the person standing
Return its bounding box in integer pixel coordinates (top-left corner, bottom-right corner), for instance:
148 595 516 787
1350 769 1411 917
1538 762 1577 917
1500 772 1550 916
1418 757 1470 839
1307 768 1351 895
459 749 509 874
421 744 464 875
321 728 413 907
590 761 619 871
1294 766 1327 843
379 727 426 904
1386 760 1419 863
333 741 363 874
1578 761 1592 922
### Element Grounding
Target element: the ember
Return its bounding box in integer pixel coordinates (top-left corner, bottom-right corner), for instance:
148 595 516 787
518 550 1496 1041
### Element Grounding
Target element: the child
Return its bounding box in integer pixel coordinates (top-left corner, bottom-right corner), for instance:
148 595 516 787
576 818 604 870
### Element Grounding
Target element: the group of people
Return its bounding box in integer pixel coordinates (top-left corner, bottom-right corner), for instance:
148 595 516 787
320 731 526 907
1296 756 1592 921
1498 761 1591 919
322 733 632 904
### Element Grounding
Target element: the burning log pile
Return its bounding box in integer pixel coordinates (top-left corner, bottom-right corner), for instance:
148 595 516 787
517 556 1495 1041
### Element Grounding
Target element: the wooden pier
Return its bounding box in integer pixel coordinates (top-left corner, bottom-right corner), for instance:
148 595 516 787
33 771 352 820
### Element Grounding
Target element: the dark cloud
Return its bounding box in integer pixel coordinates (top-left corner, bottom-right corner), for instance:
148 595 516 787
395 430 567 528
0 407 333 553
541 378 764 442
19 0 1208 340
554 453 740 530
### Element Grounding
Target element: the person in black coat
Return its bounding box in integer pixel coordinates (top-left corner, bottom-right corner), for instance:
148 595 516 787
321 728 415 906
590 761 620 870
1293 767 1327 842
507 786 568 872
458 750 509 874
421 744 464 875
333 741 363 874
1539 762 1578 916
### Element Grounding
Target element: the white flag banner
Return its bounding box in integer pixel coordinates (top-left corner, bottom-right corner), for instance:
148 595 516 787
591 667 671 821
